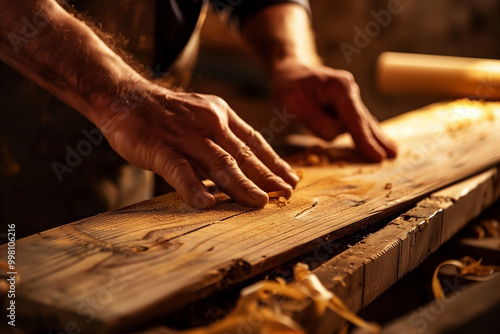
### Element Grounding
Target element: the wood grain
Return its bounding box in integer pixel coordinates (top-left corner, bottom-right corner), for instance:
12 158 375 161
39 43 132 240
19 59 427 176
134 168 500 334
307 168 500 334
3 100 500 333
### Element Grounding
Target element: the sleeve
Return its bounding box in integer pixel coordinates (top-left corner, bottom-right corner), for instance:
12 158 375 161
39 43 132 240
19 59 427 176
211 0 311 28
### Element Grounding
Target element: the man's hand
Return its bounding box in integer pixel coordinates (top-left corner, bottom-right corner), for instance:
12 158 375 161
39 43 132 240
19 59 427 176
271 63 397 161
241 3 397 161
101 87 298 209
0 0 298 209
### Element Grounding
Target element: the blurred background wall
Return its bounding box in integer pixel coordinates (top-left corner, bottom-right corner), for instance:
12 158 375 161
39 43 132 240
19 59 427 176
191 0 500 147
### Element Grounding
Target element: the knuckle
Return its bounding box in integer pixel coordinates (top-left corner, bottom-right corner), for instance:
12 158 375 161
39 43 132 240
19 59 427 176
244 127 258 145
162 155 190 180
336 70 356 85
208 115 226 134
329 70 359 95
245 128 269 153
203 94 229 112
197 96 228 133
212 94 230 109
261 171 281 184
235 145 253 162
249 131 268 151
232 176 249 190
245 129 277 158
210 151 237 171
245 128 262 148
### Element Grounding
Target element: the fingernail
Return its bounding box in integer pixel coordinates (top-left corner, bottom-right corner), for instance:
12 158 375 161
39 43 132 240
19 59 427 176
371 150 385 162
290 172 300 184
249 188 268 202
193 192 215 209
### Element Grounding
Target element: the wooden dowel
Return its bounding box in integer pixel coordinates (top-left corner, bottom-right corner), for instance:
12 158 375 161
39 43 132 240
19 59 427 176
377 52 500 100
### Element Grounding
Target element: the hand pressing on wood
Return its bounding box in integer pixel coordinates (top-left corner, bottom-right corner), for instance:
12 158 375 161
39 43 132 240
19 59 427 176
101 88 299 208
242 3 397 162
0 0 297 209
271 63 398 162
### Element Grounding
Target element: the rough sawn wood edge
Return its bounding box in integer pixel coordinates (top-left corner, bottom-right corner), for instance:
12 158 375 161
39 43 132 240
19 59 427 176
134 167 500 334
311 166 500 334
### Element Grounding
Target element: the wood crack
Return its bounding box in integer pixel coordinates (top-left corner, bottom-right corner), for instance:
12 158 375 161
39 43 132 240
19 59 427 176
295 199 318 219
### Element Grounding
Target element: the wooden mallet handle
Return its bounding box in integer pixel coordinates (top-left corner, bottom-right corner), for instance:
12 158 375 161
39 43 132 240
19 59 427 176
377 52 500 100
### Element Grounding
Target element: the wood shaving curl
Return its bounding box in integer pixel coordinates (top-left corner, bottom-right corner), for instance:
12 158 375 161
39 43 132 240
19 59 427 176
172 263 379 334
432 256 500 300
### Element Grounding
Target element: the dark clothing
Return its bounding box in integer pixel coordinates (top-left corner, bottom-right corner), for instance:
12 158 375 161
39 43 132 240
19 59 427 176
0 0 310 239
155 0 310 72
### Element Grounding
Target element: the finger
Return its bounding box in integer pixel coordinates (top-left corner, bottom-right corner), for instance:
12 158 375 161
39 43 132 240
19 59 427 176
214 129 293 199
228 112 300 188
306 104 347 141
335 96 387 162
183 137 270 208
314 72 388 161
368 113 398 159
152 149 216 209
283 88 344 141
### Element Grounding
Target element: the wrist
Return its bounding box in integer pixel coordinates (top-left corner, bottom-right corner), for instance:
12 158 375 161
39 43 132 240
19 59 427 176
85 60 153 127
270 55 322 77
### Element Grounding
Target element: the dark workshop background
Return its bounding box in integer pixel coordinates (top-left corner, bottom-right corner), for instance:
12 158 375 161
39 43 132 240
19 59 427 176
192 0 500 145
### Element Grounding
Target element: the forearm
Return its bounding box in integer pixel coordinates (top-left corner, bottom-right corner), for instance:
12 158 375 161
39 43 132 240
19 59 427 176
241 3 322 76
0 1 301 208
0 0 149 126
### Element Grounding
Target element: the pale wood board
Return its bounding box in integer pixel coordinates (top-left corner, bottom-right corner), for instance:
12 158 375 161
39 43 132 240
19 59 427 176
2 100 500 333
134 166 500 334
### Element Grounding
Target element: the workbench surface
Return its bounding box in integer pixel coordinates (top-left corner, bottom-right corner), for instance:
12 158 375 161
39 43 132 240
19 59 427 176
2 100 500 333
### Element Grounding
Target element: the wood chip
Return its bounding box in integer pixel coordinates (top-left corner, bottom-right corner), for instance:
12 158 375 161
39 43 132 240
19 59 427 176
267 190 287 198
277 197 287 207
432 256 500 300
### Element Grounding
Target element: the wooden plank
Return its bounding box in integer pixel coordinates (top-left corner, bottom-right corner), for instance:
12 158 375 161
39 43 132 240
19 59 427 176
2 100 500 333
397 207 443 279
132 167 500 334
309 167 500 334
432 170 500 243
452 202 500 262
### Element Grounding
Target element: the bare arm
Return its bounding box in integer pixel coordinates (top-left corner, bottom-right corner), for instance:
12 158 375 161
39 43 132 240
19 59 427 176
0 0 141 125
239 2 320 75
241 4 397 161
0 0 299 208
